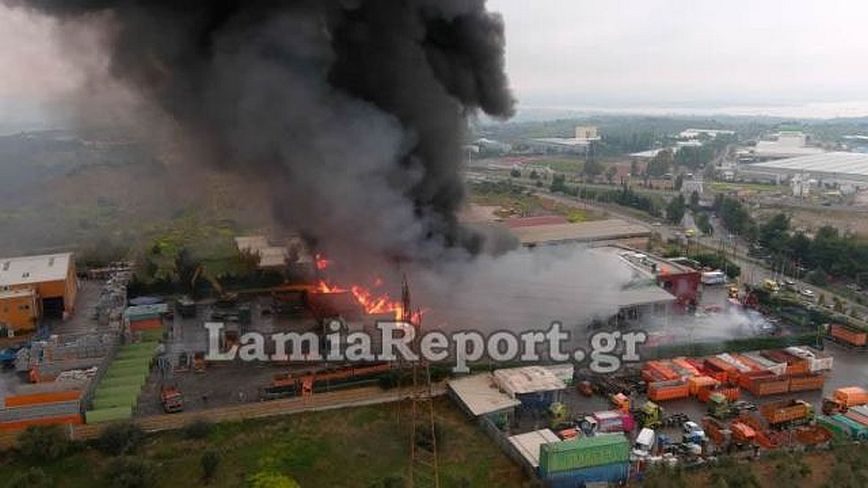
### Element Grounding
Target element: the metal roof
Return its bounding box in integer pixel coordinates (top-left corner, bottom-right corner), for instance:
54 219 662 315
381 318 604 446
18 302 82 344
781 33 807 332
508 429 560 468
752 152 868 177
0 253 72 287
511 219 650 246
493 366 566 396
448 373 521 417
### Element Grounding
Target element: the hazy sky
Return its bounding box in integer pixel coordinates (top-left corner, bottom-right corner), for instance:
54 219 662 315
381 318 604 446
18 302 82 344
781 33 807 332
3 1 868 120
489 0 868 111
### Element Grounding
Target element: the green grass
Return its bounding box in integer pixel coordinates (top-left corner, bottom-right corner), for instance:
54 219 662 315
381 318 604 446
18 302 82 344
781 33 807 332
0 399 526 488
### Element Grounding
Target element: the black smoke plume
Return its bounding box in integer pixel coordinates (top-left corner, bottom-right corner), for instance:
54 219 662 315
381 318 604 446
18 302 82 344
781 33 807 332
9 0 514 267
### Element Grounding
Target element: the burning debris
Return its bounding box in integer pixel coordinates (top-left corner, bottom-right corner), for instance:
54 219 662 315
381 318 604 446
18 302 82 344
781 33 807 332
8 0 515 269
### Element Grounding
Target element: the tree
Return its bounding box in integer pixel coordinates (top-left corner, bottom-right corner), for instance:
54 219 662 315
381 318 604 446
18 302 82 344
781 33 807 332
630 159 639 177
583 158 603 179
95 422 145 455
773 453 812 484
642 464 688 488
666 194 687 225
689 190 700 210
605 165 618 185
102 458 156 488
696 212 713 236
529 169 540 179
647 149 674 177
509 167 521 178
16 425 71 462
248 471 301 488
674 173 684 191
201 449 220 483
709 457 761 488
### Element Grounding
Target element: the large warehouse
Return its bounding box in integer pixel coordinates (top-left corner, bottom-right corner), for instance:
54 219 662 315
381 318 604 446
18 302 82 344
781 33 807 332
743 152 868 187
0 253 78 331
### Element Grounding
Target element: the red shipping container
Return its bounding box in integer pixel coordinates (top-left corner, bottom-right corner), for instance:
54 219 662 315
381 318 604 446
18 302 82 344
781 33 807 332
130 317 162 331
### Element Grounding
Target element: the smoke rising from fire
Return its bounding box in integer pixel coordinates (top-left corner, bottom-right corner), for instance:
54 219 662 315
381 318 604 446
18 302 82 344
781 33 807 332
6 0 515 266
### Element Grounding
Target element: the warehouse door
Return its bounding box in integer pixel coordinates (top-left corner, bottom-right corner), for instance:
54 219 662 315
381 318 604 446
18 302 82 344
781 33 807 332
42 297 64 319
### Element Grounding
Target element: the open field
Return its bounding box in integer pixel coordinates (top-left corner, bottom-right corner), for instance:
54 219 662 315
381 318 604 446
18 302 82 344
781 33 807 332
0 398 527 488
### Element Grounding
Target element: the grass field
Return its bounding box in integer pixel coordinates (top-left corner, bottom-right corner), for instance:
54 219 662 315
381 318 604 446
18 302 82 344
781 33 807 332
710 181 781 193
0 398 526 488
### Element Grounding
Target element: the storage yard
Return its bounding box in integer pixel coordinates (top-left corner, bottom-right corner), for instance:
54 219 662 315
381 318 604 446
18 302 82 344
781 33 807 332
0 242 865 487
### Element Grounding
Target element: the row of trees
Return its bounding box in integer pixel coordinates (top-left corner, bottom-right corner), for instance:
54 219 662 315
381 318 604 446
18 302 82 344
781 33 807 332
550 177 664 217
756 213 868 282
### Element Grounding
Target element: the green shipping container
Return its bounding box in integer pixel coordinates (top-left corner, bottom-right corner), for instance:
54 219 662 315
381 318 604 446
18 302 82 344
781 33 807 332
539 434 630 475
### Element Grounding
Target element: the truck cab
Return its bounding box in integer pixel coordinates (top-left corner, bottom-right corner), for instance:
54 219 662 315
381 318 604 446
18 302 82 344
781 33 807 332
632 427 655 458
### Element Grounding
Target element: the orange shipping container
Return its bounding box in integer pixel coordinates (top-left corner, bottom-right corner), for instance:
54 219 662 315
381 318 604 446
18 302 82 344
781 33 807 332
831 324 868 347
648 381 690 401
4 390 80 408
688 375 719 395
704 358 739 383
738 371 776 390
644 361 679 381
0 414 83 432
835 387 868 406
746 377 789 397
788 374 826 392
672 358 701 377
732 354 765 372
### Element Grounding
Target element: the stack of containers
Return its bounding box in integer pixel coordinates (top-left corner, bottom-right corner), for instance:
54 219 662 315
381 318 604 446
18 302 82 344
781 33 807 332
703 357 739 384
741 352 787 376
85 339 158 423
740 371 789 397
647 379 690 401
762 350 809 376
783 346 831 392
538 434 631 487
124 304 168 332
0 390 83 431
671 358 701 377
688 376 719 396
642 361 679 383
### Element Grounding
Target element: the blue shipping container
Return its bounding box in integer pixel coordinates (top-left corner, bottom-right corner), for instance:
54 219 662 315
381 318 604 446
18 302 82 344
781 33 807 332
540 461 629 488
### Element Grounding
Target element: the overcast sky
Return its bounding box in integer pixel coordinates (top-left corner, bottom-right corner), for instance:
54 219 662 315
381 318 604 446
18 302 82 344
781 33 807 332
489 0 868 113
3 1 868 121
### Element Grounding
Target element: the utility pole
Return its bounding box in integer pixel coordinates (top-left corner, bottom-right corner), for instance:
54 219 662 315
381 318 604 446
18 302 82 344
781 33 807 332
404 278 440 488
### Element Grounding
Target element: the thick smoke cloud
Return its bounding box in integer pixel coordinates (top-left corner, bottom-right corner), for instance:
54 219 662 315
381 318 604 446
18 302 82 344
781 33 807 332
8 0 514 268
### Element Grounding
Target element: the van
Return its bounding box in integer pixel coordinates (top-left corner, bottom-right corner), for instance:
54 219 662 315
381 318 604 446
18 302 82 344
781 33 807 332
632 428 655 457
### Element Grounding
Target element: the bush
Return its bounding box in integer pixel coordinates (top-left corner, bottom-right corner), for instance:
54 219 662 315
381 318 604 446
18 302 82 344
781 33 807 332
184 418 214 440
201 449 220 482
5 467 53 488
95 422 145 455
102 457 156 488
16 425 72 462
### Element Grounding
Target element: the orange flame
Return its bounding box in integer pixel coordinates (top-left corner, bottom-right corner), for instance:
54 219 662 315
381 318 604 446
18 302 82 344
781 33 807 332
312 254 424 322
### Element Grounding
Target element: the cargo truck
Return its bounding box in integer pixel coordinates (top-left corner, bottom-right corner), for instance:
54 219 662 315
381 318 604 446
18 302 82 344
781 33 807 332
760 400 814 429
633 401 687 429
822 386 868 415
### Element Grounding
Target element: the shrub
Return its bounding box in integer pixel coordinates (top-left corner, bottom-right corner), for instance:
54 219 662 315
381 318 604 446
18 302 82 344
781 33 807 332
201 449 220 482
184 418 214 440
95 422 145 455
16 425 71 462
102 457 156 488
5 467 53 488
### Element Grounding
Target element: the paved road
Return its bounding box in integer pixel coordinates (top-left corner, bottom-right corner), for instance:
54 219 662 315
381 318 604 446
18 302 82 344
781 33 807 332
472 171 868 323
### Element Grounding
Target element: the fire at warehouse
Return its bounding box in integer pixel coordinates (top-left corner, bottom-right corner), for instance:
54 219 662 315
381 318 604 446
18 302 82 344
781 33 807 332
0 0 867 487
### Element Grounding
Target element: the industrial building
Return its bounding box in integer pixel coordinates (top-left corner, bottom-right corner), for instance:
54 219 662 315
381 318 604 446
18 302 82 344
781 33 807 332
0 253 77 332
747 131 825 160
743 152 868 188
234 235 289 269
509 218 651 248
528 125 601 154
